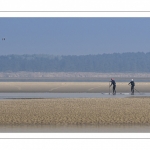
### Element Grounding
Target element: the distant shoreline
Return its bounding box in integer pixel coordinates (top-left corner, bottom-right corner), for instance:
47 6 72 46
1 72 150 82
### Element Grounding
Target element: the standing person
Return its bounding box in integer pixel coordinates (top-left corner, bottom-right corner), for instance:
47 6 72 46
128 79 135 95
110 78 116 95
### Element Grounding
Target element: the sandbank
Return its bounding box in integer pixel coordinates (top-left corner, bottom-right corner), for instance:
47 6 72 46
0 82 150 93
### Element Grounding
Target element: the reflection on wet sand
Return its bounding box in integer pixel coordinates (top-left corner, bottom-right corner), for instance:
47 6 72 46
0 124 150 133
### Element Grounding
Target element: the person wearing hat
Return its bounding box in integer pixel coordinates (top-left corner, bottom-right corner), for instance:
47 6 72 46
128 79 135 95
110 78 116 95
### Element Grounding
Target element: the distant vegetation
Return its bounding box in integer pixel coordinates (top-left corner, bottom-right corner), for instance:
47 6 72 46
0 52 150 72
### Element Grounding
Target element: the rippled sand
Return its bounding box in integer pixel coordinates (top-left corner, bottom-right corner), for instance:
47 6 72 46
0 97 150 125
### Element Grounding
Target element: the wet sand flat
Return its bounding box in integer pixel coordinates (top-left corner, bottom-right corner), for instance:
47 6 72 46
0 82 150 93
0 97 150 126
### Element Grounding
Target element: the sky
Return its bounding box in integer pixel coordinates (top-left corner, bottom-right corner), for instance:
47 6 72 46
0 18 150 56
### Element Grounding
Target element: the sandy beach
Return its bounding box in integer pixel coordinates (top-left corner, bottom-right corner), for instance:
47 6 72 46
0 97 150 126
0 82 150 93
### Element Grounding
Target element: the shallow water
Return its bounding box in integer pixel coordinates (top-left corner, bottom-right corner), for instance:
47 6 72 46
0 92 150 99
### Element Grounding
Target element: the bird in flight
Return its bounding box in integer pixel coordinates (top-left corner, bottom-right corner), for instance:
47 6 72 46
2 38 5 40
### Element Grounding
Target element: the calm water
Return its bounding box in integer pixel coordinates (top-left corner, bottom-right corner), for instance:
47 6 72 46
0 92 149 99
1 78 150 82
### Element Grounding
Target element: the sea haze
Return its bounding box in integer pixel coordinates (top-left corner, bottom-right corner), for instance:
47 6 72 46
1 18 150 55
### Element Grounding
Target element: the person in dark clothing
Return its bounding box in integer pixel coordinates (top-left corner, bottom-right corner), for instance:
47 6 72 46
110 78 116 95
128 79 135 95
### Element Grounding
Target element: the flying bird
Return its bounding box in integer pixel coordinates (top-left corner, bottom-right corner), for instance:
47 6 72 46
2 38 5 40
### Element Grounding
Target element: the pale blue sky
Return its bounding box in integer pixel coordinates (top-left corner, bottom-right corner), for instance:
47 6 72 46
1 18 150 55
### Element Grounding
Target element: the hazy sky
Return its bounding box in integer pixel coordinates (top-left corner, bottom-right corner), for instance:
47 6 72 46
1 18 150 55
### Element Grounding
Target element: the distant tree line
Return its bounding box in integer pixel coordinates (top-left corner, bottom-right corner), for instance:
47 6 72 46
0 52 150 72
